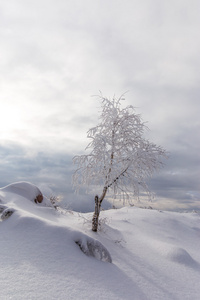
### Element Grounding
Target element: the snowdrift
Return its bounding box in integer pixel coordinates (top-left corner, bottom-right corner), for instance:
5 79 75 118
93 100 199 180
0 182 200 300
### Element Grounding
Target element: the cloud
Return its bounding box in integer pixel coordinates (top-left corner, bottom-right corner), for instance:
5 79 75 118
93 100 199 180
0 142 112 212
0 0 199 212
147 147 200 211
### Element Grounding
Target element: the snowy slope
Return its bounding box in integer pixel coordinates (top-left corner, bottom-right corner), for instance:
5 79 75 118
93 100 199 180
0 182 200 300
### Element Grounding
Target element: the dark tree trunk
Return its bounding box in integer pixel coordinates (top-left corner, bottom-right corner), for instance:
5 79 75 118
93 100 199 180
92 187 108 232
92 195 100 232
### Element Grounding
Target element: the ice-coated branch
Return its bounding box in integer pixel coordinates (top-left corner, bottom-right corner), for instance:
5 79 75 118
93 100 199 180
73 93 167 231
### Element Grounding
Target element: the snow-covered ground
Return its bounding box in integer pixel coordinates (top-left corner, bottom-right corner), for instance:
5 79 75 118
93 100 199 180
0 182 199 300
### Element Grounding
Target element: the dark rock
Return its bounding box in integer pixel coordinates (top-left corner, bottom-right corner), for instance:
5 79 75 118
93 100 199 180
34 194 43 204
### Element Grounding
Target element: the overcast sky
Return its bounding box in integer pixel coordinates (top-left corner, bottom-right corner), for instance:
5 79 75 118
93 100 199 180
0 0 199 212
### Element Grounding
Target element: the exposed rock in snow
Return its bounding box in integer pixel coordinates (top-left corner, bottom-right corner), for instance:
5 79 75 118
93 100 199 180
34 193 43 203
75 235 112 263
1 207 15 220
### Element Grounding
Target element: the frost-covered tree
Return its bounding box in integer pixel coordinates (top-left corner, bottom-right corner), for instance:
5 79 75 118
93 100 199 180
73 94 167 231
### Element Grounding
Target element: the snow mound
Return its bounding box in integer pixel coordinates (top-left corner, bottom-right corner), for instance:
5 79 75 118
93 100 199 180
151 240 197 267
0 181 112 263
167 247 197 266
0 181 43 204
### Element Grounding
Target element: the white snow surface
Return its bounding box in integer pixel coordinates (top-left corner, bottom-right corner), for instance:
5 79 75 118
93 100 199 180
0 182 200 300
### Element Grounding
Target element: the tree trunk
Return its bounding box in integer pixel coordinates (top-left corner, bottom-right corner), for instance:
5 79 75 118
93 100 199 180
92 195 100 232
92 187 108 232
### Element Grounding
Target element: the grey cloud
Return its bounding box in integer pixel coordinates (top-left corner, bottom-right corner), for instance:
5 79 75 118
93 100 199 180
0 142 112 212
1 140 199 213
0 0 199 212
148 148 200 208
0 143 71 194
